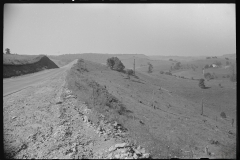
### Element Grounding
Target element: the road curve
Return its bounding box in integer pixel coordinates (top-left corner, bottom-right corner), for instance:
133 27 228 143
3 59 78 97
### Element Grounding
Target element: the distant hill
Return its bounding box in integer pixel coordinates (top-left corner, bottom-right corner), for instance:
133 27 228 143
221 54 236 59
3 54 58 78
48 53 149 67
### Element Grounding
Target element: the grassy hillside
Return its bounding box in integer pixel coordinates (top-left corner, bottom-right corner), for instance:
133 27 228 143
3 55 58 78
3 54 45 65
66 59 236 159
49 53 148 67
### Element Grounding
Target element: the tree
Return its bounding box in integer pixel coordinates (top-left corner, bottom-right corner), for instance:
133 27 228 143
107 57 125 72
199 79 206 89
5 48 10 54
173 62 181 70
204 73 214 80
204 64 209 69
147 62 153 73
126 69 134 79
215 61 222 66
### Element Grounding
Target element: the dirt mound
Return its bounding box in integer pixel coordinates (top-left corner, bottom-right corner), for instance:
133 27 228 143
3 55 59 78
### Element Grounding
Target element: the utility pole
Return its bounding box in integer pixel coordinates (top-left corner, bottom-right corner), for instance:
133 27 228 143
133 57 135 76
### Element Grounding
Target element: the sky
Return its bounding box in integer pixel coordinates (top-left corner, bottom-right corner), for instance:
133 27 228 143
4 4 236 56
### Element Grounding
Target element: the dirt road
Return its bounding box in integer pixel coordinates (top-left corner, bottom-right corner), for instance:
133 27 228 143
3 59 150 159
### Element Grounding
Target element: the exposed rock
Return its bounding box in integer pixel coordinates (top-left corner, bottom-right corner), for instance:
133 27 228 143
115 154 120 158
109 146 116 152
133 153 138 159
115 143 128 148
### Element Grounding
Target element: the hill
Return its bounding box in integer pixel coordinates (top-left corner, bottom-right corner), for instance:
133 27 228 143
66 58 236 159
3 54 59 78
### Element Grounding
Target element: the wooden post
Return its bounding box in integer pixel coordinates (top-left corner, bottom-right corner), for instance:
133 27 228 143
201 98 204 115
93 88 95 106
151 89 155 109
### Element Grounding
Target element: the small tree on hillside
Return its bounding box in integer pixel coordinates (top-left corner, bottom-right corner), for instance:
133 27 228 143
147 62 153 73
126 69 134 79
5 48 11 54
107 57 125 72
174 62 181 70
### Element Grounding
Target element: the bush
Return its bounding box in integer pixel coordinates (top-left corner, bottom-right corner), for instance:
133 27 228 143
198 79 206 89
126 69 134 79
160 71 164 74
147 62 153 73
204 64 209 69
107 57 125 72
165 72 172 75
220 112 226 118
204 73 214 80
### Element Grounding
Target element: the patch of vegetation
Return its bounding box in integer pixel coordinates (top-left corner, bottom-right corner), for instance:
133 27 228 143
147 62 153 73
165 72 172 75
126 69 134 79
3 54 44 65
198 79 206 89
107 57 125 72
67 66 133 126
204 73 214 80
220 112 227 118
75 59 89 72
159 71 164 74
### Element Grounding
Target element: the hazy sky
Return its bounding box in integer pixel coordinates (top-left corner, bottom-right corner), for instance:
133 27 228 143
4 4 235 56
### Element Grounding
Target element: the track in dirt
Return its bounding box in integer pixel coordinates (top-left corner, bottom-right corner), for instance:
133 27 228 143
3 60 78 97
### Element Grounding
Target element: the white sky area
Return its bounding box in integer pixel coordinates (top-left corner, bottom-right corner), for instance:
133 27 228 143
4 4 236 56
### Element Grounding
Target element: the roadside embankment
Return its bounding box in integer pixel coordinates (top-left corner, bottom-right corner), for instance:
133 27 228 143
3 55 59 78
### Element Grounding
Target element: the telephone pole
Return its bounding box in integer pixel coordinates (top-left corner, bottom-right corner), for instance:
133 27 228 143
133 58 135 76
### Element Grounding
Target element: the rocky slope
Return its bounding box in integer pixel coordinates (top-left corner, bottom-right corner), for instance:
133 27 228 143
3 61 150 159
3 55 58 78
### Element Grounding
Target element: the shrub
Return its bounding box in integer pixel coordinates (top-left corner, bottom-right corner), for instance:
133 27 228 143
165 72 172 75
222 75 226 78
220 112 227 118
173 62 181 70
214 61 222 66
198 79 206 89
107 57 125 72
126 69 134 79
160 71 164 74
147 62 153 73
204 64 209 69
204 73 214 80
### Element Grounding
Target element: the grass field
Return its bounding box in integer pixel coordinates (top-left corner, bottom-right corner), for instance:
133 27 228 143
66 58 236 159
